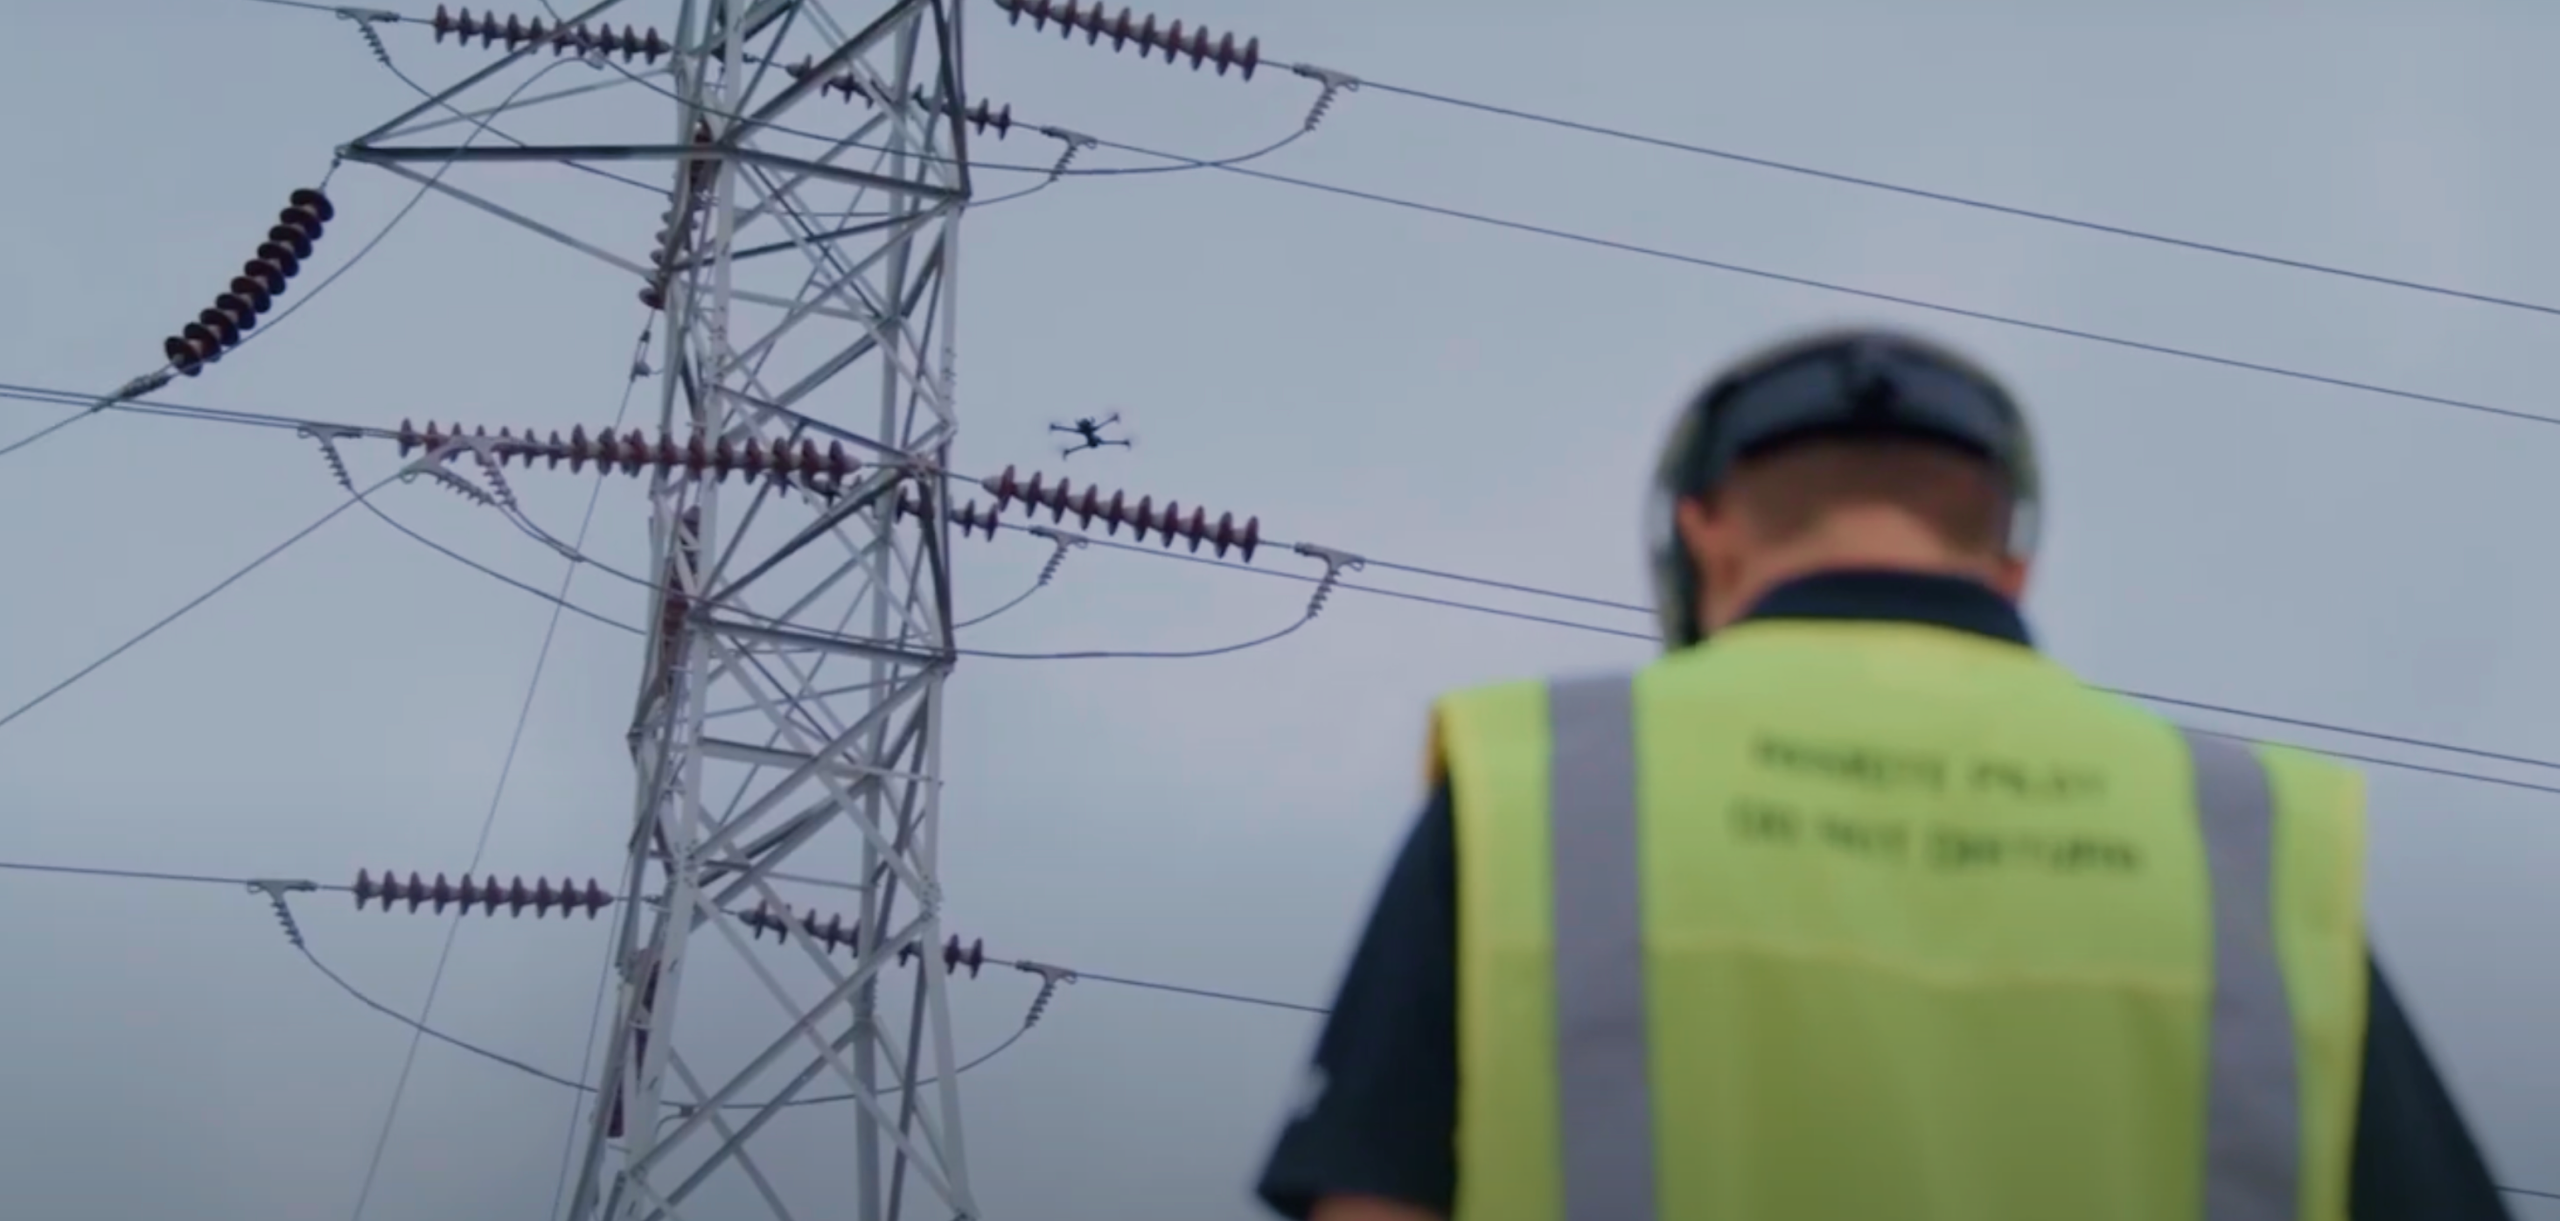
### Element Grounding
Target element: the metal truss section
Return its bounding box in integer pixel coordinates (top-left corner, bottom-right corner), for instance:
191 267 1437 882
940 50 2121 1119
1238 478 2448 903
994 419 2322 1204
347 3 980 1219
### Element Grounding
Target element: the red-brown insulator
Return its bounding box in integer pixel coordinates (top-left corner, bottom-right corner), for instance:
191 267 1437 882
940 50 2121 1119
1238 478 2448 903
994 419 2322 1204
353 869 379 908
531 877 556 912
943 935 986 977
428 872 456 912
506 876 532 915
620 430 649 475
432 3 458 40
181 320 222 355
255 241 302 279
278 205 325 242
681 431 709 475
193 307 240 347
578 879 608 915
960 98 1014 138
740 436 769 478
1229 512 1263 561
228 277 275 314
163 336 204 376
825 440 852 479
266 224 315 262
995 0 1260 80
213 295 258 331
289 187 335 223
242 259 288 296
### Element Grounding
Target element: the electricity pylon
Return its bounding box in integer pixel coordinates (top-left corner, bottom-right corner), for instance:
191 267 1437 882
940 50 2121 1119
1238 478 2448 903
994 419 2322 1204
341 1 980 1217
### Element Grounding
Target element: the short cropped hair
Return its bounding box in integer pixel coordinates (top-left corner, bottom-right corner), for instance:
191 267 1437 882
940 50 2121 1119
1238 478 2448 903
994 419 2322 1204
1718 432 2014 556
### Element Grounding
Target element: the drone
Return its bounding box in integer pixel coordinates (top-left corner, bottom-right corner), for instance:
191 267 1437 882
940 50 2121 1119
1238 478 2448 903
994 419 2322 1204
1051 412 1134 459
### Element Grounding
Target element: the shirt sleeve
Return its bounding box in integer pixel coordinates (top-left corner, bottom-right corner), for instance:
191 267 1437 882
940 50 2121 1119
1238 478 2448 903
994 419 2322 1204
2350 955 2515 1220
1254 785 1461 1219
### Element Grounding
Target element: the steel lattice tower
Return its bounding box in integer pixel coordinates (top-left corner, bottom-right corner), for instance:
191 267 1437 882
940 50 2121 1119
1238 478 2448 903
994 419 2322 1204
342 1 979 1217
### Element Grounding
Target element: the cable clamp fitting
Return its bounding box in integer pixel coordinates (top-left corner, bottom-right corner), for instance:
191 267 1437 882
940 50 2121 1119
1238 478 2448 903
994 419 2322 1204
1013 959 1078 1028
298 425 361 493
1289 64 1361 130
1033 127 1099 181
1025 525 1088 586
108 370 174 405
247 878 319 949
1292 542 1365 617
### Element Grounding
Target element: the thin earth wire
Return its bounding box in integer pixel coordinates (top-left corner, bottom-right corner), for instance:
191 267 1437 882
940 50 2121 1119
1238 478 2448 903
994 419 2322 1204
1079 135 2560 434
1357 79 2560 321
0 471 399 739
347 323 653 1221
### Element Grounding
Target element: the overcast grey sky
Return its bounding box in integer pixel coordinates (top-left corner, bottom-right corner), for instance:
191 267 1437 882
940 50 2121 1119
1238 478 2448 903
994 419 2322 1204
5 1 2559 1218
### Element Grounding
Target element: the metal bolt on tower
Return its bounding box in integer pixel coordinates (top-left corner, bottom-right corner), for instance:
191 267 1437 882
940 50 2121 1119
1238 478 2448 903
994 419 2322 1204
342 1 978 1217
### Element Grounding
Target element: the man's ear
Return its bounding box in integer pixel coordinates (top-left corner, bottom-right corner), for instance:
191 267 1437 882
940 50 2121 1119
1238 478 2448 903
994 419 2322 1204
1985 554 2031 601
1673 494 1731 570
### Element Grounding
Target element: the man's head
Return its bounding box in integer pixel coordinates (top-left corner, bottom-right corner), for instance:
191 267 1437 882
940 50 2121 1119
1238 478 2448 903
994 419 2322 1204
1647 328 2042 647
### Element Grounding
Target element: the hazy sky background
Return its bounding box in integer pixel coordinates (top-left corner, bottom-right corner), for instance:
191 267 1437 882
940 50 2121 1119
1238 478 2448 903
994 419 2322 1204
5 1 2559 1218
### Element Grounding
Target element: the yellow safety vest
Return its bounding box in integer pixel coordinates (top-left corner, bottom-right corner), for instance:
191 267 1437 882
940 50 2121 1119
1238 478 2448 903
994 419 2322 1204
1430 617 2369 1221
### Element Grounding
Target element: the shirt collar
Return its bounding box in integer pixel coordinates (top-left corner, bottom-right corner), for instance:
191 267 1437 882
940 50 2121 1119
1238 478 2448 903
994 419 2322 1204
1733 569 2033 647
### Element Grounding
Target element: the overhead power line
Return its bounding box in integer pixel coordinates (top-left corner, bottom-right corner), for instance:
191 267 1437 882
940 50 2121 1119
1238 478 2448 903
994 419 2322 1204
7 378 2558 800
8 849 2549 1207
1355 80 2560 321
1085 134 2560 434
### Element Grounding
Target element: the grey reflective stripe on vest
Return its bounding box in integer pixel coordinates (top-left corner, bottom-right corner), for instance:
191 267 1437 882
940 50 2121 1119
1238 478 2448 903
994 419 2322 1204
1540 676 2300 1221
1546 672 1657 1221
2180 728 2303 1221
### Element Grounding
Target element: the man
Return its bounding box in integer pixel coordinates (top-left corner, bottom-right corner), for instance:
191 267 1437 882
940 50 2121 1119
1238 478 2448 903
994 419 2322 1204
1255 328 2510 1221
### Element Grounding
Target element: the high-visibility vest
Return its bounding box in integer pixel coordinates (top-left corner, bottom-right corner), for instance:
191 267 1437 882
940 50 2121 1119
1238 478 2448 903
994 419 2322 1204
1429 618 2369 1221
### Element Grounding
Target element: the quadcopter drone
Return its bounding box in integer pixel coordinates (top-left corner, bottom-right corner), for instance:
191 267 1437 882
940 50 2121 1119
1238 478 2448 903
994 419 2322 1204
1052 412 1134 459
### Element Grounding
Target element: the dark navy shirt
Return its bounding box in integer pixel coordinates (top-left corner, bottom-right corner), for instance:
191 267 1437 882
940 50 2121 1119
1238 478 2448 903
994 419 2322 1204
1256 570 2511 1221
